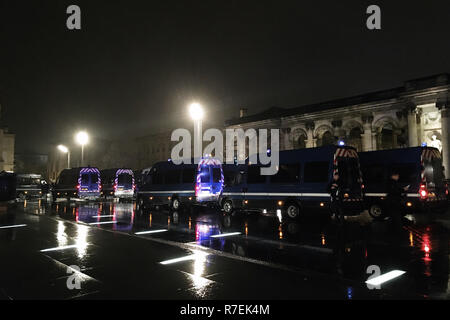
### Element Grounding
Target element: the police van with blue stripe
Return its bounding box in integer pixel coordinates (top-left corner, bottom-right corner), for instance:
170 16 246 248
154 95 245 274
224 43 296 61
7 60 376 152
359 146 448 218
136 157 224 211
219 145 364 219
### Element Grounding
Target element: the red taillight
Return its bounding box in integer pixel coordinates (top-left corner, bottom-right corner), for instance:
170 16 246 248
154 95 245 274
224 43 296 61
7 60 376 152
76 184 80 190
419 184 428 199
113 183 117 190
361 184 365 189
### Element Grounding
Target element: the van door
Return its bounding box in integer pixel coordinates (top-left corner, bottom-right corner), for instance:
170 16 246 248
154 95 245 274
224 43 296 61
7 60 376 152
117 172 133 191
80 172 99 192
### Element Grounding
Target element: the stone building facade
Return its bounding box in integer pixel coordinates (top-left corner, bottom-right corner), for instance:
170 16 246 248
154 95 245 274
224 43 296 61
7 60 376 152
225 74 450 178
135 131 175 170
0 127 15 172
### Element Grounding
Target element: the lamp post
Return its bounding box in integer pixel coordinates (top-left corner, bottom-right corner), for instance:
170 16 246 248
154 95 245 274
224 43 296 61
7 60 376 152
189 102 204 162
57 145 71 169
75 131 89 166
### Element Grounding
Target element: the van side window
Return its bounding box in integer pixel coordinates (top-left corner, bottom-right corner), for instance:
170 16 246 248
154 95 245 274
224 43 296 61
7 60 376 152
181 168 196 183
166 169 181 184
153 170 164 185
247 166 266 184
362 164 385 183
304 162 329 183
224 170 242 186
391 163 418 184
270 164 300 183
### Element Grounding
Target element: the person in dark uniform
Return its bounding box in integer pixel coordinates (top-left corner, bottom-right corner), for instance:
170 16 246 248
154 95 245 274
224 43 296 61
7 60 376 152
328 172 344 224
386 171 409 231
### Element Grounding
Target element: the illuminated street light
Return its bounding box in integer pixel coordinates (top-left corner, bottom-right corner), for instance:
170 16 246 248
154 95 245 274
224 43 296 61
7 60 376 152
57 144 71 169
189 102 204 121
189 103 204 161
75 131 89 166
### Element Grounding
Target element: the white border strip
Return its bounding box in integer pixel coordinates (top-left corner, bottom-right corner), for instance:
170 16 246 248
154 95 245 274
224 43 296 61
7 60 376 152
0 224 27 229
135 229 168 235
365 270 406 286
210 232 241 238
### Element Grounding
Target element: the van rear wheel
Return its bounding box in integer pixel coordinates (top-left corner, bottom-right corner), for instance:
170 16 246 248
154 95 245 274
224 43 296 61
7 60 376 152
137 197 145 210
369 203 385 220
171 198 180 210
285 203 300 220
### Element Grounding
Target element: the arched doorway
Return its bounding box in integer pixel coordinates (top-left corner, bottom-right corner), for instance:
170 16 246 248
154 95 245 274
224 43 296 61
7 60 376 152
379 124 394 150
318 131 334 147
294 134 306 149
347 127 362 151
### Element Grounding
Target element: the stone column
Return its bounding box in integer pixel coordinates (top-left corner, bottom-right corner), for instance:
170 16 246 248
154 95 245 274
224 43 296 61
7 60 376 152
407 106 419 147
331 120 343 144
372 131 377 150
305 121 316 148
440 108 450 178
282 128 292 151
361 115 374 151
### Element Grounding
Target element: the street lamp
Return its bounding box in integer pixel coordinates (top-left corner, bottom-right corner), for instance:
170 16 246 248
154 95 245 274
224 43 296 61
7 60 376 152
57 145 71 169
189 103 204 160
75 131 89 166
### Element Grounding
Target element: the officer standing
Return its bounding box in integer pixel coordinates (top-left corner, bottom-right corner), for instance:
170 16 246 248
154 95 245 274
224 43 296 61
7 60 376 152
386 171 409 231
328 172 344 224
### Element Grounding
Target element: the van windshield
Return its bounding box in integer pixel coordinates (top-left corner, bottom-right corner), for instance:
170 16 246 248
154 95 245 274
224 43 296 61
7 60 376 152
81 173 98 185
337 157 361 190
118 173 132 185
212 168 221 183
200 166 210 183
81 174 90 185
18 177 40 185
424 158 445 187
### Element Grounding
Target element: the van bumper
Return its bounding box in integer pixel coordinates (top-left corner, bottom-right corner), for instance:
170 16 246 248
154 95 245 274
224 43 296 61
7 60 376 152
79 192 101 200
404 197 448 213
114 190 134 199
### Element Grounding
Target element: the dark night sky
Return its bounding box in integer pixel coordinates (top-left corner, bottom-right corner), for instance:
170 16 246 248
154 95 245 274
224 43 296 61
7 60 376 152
1 0 450 154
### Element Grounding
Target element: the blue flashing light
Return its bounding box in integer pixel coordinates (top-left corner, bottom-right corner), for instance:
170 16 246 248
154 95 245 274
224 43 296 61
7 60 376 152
421 142 427 147
338 141 345 146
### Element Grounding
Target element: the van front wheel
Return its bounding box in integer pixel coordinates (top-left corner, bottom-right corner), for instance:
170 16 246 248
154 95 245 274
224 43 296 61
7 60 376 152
222 200 234 214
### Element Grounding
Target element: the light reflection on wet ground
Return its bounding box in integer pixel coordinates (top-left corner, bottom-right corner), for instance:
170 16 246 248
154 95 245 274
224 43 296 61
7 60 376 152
2 198 449 299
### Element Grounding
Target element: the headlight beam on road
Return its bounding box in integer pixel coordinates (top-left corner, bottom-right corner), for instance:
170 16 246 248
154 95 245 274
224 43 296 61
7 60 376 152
160 251 208 265
40 244 87 252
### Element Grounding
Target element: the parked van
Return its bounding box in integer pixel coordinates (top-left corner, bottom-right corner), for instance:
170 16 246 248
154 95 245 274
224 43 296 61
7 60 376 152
219 146 364 219
137 157 224 211
359 147 447 218
53 167 102 201
16 174 46 200
0 171 16 202
100 168 135 200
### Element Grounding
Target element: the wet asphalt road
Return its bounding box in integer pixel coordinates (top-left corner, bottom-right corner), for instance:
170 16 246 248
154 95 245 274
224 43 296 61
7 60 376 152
0 198 449 300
